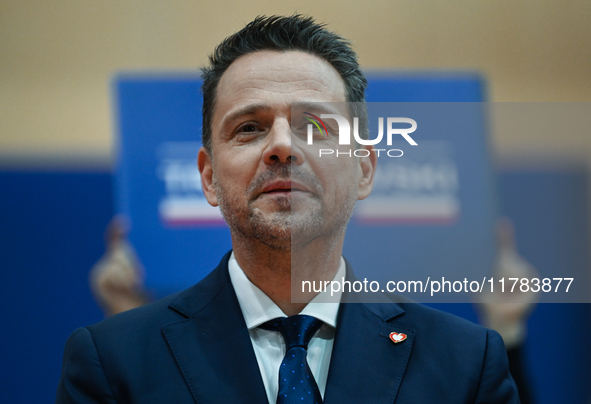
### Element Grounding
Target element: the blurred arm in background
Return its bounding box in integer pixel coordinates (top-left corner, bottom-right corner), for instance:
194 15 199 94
477 217 538 404
89 217 150 317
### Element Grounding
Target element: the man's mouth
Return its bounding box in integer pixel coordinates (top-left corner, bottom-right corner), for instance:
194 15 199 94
260 180 311 194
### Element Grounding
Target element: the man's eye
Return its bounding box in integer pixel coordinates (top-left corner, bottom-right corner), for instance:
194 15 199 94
292 118 322 136
238 124 258 133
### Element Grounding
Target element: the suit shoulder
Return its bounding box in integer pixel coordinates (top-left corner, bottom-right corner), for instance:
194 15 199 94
380 302 518 402
397 302 488 337
83 290 193 351
83 256 231 345
391 301 502 363
351 289 490 340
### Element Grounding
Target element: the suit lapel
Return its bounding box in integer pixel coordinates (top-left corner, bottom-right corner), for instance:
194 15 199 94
323 264 415 404
162 252 268 404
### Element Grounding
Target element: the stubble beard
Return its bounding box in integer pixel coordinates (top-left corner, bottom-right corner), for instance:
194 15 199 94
213 164 357 251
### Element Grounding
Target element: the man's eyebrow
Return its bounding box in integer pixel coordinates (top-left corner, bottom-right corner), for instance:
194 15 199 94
291 102 342 116
221 104 272 127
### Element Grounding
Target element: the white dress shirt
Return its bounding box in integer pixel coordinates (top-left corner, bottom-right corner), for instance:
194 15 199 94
228 252 345 404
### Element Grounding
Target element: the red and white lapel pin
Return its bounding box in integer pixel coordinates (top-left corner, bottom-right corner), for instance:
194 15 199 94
389 332 408 344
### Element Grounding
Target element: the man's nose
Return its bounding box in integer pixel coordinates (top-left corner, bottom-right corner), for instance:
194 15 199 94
262 119 304 166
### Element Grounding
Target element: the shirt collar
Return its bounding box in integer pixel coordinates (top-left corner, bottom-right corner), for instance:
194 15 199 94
228 252 344 330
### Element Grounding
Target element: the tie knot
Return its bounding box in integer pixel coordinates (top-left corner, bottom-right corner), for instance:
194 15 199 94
260 315 323 350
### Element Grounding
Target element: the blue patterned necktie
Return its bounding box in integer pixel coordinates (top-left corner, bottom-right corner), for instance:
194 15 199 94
260 315 324 404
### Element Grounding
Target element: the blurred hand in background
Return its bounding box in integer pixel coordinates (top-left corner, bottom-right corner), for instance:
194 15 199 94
89 217 149 317
478 217 539 348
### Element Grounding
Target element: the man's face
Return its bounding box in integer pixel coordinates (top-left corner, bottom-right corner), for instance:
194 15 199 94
198 50 375 249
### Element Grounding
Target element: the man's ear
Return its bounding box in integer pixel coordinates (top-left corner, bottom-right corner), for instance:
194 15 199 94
357 145 377 201
197 147 218 207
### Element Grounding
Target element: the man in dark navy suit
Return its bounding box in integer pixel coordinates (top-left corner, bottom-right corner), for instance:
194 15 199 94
57 15 520 403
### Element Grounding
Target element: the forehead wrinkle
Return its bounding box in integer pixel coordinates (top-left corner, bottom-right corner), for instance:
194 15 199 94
221 54 346 99
233 78 340 96
225 79 345 108
238 67 337 83
221 77 344 113
229 87 338 102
